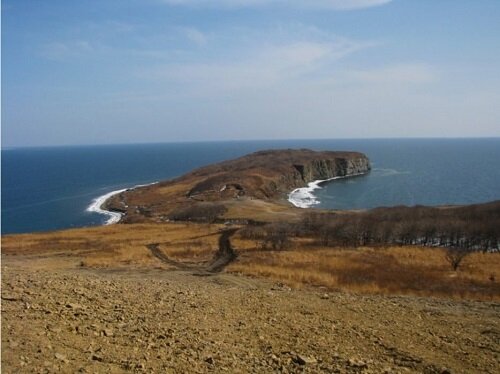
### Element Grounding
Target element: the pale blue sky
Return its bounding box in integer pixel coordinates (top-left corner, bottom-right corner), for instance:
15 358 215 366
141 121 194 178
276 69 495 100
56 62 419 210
2 0 500 147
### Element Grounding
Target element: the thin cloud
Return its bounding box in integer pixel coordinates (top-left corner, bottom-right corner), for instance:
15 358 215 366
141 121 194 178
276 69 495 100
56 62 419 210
141 33 372 95
161 0 393 10
176 26 208 46
39 41 94 61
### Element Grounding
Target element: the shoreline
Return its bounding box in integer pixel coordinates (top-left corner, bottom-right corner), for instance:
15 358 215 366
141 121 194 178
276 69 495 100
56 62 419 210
288 172 368 209
86 182 158 225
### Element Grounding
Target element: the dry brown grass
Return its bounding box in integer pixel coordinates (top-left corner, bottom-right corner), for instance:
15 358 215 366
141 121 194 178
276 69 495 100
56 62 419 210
223 199 302 223
2 223 223 269
4 222 499 300
227 244 500 301
159 237 219 262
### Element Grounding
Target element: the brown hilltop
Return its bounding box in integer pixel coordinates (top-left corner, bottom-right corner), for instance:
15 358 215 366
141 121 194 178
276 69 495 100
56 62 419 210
185 149 370 198
105 149 370 223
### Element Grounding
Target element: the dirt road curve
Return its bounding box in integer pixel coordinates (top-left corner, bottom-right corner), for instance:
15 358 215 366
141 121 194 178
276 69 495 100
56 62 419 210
146 243 191 270
206 228 238 273
146 228 238 273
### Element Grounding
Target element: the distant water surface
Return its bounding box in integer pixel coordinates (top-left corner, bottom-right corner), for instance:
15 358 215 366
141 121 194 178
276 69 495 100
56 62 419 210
312 138 500 210
2 138 500 234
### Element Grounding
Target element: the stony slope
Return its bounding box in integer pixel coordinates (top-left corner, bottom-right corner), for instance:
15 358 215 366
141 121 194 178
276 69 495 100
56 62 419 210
2 260 499 374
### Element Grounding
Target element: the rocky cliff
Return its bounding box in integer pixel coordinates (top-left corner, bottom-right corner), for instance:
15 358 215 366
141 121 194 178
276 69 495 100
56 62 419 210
182 149 371 199
279 154 371 194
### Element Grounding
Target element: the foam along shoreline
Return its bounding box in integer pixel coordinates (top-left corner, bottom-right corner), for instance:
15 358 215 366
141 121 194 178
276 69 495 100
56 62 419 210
87 182 157 225
288 172 367 209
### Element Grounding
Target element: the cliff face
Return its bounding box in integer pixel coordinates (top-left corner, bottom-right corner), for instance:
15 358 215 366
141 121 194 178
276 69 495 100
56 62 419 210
283 156 371 188
251 151 371 198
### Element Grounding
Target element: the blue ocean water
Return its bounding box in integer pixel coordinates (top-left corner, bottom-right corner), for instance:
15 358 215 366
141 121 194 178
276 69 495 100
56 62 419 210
2 138 500 234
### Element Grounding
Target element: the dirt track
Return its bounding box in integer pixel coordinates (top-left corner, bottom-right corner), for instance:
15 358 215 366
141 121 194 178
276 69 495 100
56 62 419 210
2 256 499 373
206 228 238 273
146 228 238 273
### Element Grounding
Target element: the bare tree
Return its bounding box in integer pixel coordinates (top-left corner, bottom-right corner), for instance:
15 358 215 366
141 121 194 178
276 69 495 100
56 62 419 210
445 248 470 271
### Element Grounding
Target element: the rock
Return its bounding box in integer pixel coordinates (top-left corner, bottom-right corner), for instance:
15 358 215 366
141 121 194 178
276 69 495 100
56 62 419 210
270 354 280 364
47 325 62 333
55 352 68 363
102 328 114 337
136 362 146 369
1 294 21 301
66 303 83 309
348 358 368 368
271 283 292 291
295 354 317 365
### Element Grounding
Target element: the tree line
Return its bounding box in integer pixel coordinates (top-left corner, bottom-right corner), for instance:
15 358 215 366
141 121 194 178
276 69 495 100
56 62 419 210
241 201 500 252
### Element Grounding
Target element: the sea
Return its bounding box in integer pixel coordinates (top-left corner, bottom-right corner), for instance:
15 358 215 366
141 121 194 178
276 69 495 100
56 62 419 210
2 138 500 234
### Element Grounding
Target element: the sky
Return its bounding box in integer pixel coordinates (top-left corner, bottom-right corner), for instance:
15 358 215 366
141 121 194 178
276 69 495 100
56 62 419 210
2 0 500 147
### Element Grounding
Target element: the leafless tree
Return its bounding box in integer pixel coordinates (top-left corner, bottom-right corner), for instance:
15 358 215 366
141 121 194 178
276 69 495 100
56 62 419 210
445 248 471 271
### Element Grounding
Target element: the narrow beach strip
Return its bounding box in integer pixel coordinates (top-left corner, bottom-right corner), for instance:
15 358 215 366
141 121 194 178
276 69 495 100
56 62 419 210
87 182 158 225
288 172 367 208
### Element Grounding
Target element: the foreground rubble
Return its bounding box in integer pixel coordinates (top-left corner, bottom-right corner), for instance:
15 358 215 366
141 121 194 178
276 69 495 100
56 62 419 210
2 261 499 373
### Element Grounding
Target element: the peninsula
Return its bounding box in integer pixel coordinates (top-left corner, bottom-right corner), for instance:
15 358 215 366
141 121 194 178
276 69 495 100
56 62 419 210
104 148 371 223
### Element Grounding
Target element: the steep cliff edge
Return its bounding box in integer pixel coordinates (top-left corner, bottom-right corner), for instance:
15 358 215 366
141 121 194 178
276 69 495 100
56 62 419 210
105 149 370 223
280 154 371 194
184 149 371 199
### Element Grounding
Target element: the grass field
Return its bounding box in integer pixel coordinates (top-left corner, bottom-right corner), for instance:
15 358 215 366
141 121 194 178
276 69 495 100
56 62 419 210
1 223 223 269
228 240 500 300
3 222 499 300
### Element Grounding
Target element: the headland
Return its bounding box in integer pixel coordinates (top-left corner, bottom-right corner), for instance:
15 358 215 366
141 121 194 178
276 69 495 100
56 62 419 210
103 148 371 223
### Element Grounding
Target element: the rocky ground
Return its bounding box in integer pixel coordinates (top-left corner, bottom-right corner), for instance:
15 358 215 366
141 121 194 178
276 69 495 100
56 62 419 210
2 257 499 373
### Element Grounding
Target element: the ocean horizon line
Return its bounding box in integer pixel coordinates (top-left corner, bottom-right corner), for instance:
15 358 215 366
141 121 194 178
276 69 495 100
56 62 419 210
3 136 500 151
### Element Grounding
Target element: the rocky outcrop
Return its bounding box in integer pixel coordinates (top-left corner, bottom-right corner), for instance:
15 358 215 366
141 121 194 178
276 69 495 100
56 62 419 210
280 155 371 193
